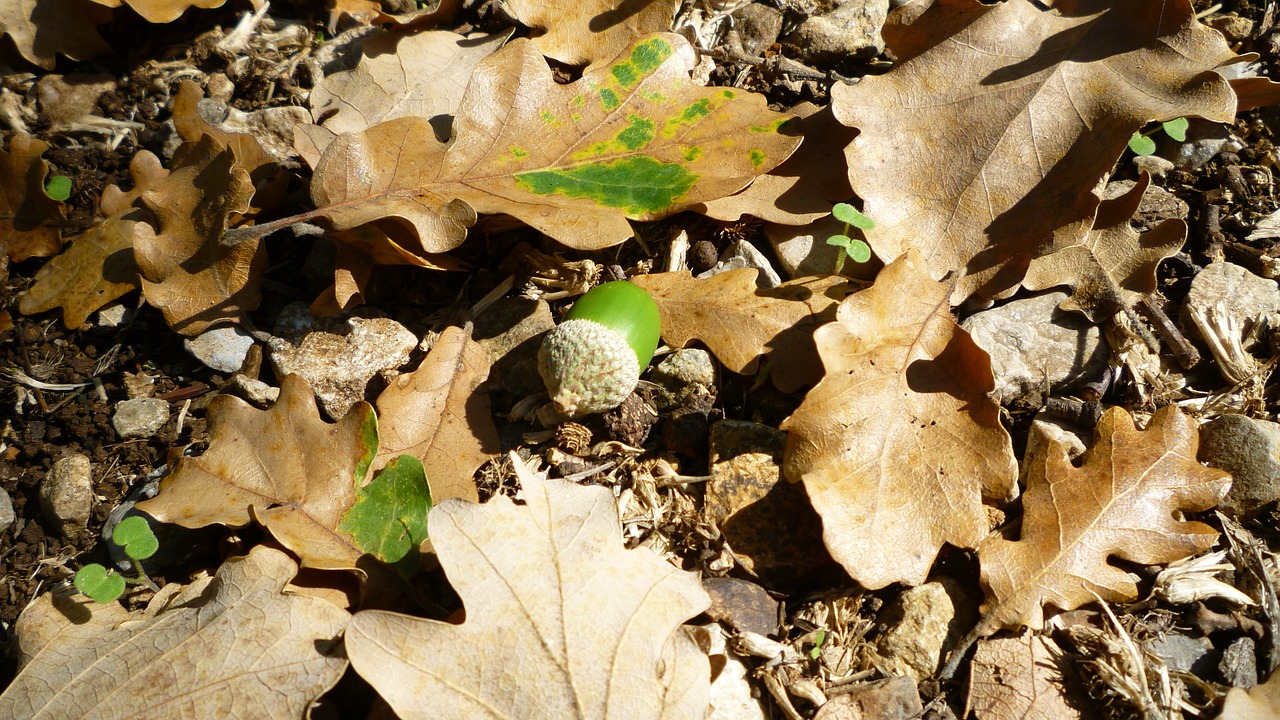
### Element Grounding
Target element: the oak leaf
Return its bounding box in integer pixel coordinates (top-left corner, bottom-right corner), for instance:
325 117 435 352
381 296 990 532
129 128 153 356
833 0 1235 303
85 0 225 24
1023 174 1186 321
0 0 111 70
0 546 349 719
977 405 1229 633
632 269 847 393
345 456 710 719
966 633 1082 720
781 251 1018 589
504 0 679 67
372 324 500 504
136 374 379 570
1220 667 1280 720
131 134 266 335
310 33 801 252
0 134 66 279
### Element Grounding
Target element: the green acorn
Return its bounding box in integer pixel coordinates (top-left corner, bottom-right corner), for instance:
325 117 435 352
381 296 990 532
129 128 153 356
537 281 661 417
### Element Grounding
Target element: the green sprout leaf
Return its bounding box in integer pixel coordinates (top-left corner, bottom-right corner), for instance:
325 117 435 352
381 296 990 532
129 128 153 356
832 202 875 230
112 515 159 561
845 238 872 263
339 455 432 576
808 629 827 660
1162 117 1189 142
44 175 71 201
74 564 125 603
826 233 853 248
1128 132 1156 156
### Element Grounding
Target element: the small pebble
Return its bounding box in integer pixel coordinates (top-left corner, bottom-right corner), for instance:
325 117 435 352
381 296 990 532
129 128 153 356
185 325 256 373
40 454 93 536
0 486 15 534
113 397 170 439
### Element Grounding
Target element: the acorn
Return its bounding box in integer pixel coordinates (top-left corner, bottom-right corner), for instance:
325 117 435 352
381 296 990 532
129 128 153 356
537 281 661 417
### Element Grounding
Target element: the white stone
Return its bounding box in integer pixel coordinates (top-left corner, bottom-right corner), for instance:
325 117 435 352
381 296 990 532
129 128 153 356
0 486 14 534
40 454 93 536
865 579 975 682
184 325 256 373
784 0 888 64
112 397 170 439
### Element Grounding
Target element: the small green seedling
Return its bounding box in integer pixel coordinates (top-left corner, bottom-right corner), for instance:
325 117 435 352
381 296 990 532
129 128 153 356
826 202 874 274
807 629 827 660
1128 117 1189 156
43 175 71 201
73 516 160 603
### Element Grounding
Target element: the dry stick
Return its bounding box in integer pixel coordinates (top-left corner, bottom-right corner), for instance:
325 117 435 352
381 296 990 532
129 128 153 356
220 207 335 247
1137 296 1201 370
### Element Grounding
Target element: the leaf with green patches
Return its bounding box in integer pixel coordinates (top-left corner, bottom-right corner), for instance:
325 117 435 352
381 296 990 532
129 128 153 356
311 33 802 252
340 455 432 575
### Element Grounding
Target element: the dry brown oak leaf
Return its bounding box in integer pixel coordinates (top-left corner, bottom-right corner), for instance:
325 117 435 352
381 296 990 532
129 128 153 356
978 405 1230 633
1221 665 1280 720
302 30 508 160
309 32 801 253
1023 172 1186 322
965 633 1081 720
632 269 847 393
0 0 111 70
18 150 170 327
372 324 500 504
781 251 1018 590
137 374 379 571
833 0 1235 304
131 133 266 336
504 0 678 67
0 546 349 720
85 0 225 23
0 134 65 279
345 456 710 719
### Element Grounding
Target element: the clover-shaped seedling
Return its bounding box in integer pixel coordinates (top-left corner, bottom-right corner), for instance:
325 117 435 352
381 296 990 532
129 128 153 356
73 515 160 603
826 202 874 274
1128 117 1189 156
43 175 72 201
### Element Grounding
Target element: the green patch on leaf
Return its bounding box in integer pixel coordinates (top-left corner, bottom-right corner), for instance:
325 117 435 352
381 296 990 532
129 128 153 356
719 89 736 99
510 146 530 160
515 156 699 216
608 37 673 89
683 146 703 162
113 516 158 560
599 88 621 111
751 118 789 133
661 99 711 137
749 149 766 168
340 455 432 576
355 411 378 486
75 564 125 603
44 175 71 201
571 112 583 123
540 110 558 126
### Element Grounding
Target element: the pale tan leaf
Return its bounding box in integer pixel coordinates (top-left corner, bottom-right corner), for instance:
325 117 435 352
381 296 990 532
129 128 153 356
17 212 143 327
978 405 1230 632
311 33 801 252
1220 668 1280 720
131 134 265 335
345 457 710 719
632 269 846 392
308 30 507 139
372 325 499 503
833 0 1236 303
86 0 226 24
966 633 1082 720
0 134 65 277
136 375 378 570
1023 174 1187 321
0 0 111 70
0 546 349 720
504 0 678 67
781 251 1018 589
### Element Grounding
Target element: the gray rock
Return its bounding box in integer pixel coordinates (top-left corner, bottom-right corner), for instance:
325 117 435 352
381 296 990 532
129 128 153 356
40 454 93 536
1144 633 1215 675
0 486 14 534
651 348 716 410
1132 153 1175 179
267 303 418 418
732 3 783 56
1181 262 1280 337
1166 120 1240 170
96 303 130 328
813 676 922 720
1200 414 1280 517
1220 635 1257 688
112 398 170 439
474 297 555 397
698 239 782 288
224 375 281 407
785 0 889 64
184 325 256 373
865 578 977 682
961 291 1109 404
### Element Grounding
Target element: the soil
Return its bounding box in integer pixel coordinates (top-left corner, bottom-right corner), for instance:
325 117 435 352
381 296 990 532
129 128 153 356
1 0 1279 716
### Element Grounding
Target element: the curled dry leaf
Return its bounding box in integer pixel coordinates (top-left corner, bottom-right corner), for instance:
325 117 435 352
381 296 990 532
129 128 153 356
781 251 1018 590
978 405 1230 633
503 0 679 67
833 0 1235 303
137 374 379 571
131 134 265 335
0 546 349 720
632 269 847 393
1023 173 1187 321
311 33 801 252
0 0 111 70
84 0 226 24
345 456 710 719
372 324 500 504
0 134 66 278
